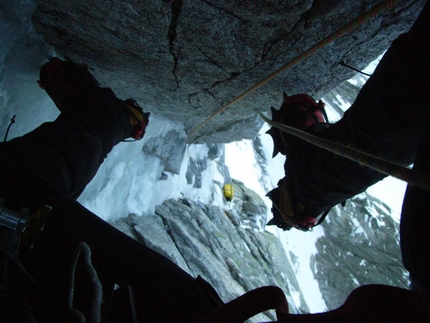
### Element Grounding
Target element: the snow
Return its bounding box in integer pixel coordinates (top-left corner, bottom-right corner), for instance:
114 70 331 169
77 114 226 221
352 218 366 237
280 227 327 312
325 94 350 118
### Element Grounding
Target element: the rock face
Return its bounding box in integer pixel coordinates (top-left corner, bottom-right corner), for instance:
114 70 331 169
142 127 186 174
313 192 409 310
31 0 425 143
229 179 268 231
112 185 310 322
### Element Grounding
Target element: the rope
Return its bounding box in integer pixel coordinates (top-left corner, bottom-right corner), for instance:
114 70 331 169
259 113 430 192
187 0 403 142
68 242 103 323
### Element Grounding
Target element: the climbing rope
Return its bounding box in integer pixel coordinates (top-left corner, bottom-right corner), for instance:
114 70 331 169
187 0 403 142
259 113 430 192
68 242 103 323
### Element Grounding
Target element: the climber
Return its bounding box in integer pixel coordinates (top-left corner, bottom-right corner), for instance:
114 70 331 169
266 0 430 293
0 58 222 322
266 92 330 230
266 0 430 232
223 183 234 201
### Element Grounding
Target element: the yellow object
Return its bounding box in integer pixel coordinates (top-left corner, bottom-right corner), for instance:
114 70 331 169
223 184 234 201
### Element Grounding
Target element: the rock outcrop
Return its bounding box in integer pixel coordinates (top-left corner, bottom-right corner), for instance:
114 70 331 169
31 0 425 142
112 185 310 322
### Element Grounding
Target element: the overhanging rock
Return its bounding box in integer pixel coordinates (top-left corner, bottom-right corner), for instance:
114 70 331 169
32 0 425 143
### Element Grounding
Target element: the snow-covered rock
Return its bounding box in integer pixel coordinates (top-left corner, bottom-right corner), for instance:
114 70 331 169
313 192 409 310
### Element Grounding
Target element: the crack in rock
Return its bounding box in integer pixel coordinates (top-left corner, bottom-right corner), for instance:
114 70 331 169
168 0 183 90
201 0 244 21
187 72 239 106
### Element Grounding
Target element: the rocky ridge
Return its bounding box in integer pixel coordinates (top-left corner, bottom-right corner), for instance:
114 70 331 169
112 180 309 322
112 178 409 320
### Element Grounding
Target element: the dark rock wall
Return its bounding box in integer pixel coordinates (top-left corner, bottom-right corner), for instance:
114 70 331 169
32 0 426 142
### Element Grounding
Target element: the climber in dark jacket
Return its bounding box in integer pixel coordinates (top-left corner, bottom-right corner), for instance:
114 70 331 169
0 58 222 322
267 0 430 293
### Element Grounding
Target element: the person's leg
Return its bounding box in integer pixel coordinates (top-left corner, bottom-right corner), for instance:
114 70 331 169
0 58 148 202
400 121 430 293
320 0 430 163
